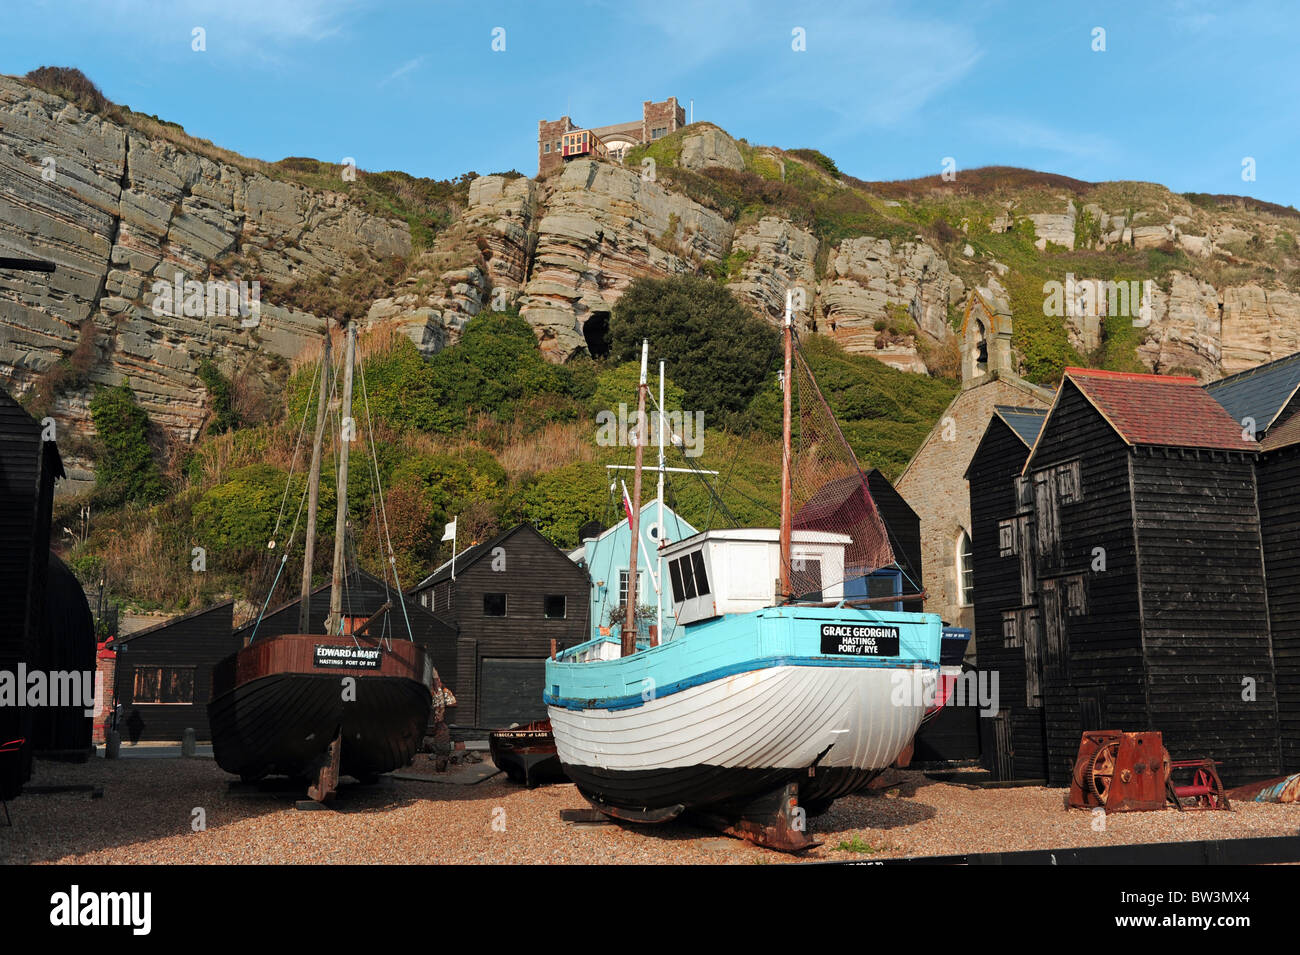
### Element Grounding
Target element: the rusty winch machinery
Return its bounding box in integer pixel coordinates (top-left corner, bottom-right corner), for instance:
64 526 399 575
1067 731 1231 813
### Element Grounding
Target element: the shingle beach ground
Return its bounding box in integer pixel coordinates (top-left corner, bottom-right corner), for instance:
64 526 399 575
3 756 1295 865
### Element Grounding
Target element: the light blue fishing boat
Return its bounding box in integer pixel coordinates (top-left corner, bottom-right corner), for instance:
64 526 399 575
545 297 943 850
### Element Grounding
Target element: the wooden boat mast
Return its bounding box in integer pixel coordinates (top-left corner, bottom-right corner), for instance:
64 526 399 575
622 340 649 657
779 290 794 604
326 322 357 637
299 330 332 633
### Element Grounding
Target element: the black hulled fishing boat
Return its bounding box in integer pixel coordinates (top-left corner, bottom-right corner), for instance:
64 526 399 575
208 323 435 801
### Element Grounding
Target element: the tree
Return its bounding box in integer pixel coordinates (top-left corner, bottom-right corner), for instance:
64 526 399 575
90 383 166 505
610 275 778 420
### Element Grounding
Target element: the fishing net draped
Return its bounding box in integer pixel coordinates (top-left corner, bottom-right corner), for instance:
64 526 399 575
786 337 895 600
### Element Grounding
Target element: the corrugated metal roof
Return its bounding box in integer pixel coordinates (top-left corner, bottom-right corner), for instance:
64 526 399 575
1065 368 1257 452
993 405 1048 448
1205 352 1300 434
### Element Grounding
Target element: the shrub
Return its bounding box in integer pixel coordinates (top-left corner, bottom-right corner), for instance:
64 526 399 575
611 275 778 419
90 383 166 505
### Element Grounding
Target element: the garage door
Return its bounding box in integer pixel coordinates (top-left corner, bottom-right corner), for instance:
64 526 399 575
479 658 549 729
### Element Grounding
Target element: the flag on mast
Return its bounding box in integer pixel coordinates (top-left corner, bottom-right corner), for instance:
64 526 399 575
620 481 635 526
443 517 457 580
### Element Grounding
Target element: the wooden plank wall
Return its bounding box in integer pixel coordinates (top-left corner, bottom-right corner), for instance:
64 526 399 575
1250 445 1300 771
967 417 1046 779
1027 383 1147 785
1130 448 1280 781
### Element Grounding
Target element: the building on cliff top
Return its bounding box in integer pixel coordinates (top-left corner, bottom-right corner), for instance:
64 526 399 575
537 97 686 176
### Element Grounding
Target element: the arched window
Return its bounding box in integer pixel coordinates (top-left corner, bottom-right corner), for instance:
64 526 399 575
957 530 974 606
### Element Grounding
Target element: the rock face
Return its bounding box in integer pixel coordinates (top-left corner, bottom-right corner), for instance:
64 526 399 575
726 216 818 322
518 160 731 358
1030 201 1076 250
678 126 745 172
815 236 959 372
0 75 410 469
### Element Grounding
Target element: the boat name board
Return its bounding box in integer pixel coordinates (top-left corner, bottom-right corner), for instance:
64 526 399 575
313 645 383 669
819 624 900 656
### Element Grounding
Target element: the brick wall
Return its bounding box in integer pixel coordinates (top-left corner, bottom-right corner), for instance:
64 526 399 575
538 116 575 176
642 97 685 142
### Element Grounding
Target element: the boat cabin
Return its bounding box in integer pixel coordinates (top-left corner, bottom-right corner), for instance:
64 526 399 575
660 529 852 628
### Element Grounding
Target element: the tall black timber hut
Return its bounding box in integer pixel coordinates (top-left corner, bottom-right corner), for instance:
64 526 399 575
969 369 1283 785
1 387 95 797
965 405 1049 779
1207 353 1300 772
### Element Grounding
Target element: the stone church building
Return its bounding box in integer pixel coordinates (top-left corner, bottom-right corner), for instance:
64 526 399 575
895 285 1053 639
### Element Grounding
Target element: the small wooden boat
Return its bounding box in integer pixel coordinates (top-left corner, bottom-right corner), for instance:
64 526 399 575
208 323 435 802
489 720 566 788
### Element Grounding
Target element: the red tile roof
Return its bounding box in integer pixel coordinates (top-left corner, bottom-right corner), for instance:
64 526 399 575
1064 367 1258 452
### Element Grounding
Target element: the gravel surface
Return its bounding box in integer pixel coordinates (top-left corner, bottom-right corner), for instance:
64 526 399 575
2 759 1295 864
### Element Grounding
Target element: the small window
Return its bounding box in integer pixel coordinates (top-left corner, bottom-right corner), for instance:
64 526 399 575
679 554 698 599
543 142 551 154
1057 460 1082 504
1002 610 1019 648
957 531 974 606
668 560 685 603
483 593 507 617
132 666 195 704
651 127 667 139
544 595 566 619
998 519 1017 558
619 570 630 607
690 550 710 597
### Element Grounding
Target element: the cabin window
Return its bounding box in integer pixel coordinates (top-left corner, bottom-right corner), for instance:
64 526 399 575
691 550 711 596
132 666 195 704
791 555 822 601
544 595 566 619
957 531 974 606
483 593 507 617
668 551 709 602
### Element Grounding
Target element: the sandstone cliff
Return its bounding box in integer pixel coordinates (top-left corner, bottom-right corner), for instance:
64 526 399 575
6 72 1300 489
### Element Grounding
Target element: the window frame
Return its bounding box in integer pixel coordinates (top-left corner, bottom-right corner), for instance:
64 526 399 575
543 594 567 620
483 592 508 618
957 530 975 607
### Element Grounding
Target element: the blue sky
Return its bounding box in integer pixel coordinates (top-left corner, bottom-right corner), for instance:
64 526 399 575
2 0 1297 206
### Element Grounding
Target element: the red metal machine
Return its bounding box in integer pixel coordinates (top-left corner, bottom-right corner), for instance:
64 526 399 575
1067 730 1230 813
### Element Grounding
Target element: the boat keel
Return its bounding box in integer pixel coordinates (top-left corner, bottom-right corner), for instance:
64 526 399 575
305 731 342 804
691 781 822 853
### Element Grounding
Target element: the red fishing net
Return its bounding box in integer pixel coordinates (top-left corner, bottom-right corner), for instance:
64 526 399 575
786 335 895 600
